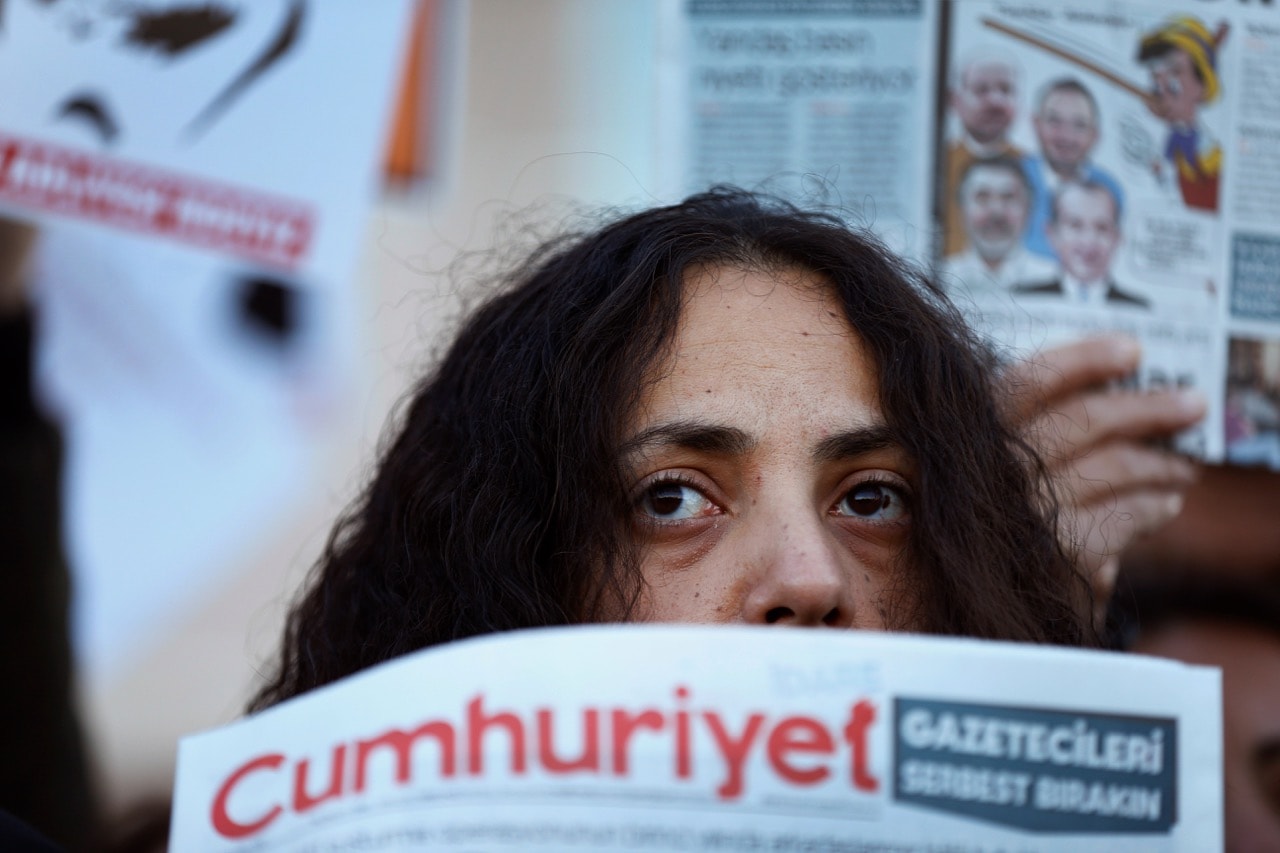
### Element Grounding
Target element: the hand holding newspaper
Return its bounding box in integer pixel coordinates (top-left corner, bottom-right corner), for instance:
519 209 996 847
172 626 1221 851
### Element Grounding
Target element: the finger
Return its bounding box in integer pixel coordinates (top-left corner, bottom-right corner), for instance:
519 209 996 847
1002 337 1142 423
1056 444 1198 505
1027 388 1207 462
1068 487 1189 542
1069 488 1187 554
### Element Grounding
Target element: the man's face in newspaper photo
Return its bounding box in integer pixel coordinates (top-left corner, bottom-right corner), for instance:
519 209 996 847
1034 87 1098 178
1147 48 1204 126
0 0 305 150
1049 183 1121 285
621 265 910 628
951 59 1017 146
958 161 1029 266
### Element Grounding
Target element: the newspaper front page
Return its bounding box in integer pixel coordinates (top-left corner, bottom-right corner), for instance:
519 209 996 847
171 626 1222 851
940 0 1280 466
656 0 941 261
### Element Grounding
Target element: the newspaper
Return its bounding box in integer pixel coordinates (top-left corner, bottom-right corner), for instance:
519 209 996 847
171 626 1221 851
939 0 1280 466
658 0 1280 468
656 0 941 261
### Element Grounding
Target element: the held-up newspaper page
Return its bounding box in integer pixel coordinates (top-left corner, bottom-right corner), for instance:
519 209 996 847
660 0 1280 470
940 0 1280 466
171 626 1222 851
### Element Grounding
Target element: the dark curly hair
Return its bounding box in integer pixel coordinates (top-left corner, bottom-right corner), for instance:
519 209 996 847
250 189 1088 711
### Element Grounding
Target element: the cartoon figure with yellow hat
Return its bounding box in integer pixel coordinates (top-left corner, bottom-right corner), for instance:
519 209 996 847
1137 16 1228 212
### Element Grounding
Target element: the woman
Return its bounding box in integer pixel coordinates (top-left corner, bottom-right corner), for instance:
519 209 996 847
252 189 1185 710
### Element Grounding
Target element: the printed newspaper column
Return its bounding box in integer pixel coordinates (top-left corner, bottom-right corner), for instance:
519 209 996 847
656 0 940 262
1221 4 1280 468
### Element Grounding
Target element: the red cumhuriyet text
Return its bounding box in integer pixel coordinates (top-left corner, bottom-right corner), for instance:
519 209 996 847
211 687 881 840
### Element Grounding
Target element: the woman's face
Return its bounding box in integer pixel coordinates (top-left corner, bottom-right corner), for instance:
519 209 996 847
620 264 916 628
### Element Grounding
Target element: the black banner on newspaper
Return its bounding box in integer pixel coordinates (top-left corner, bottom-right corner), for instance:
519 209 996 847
893 697 1177 834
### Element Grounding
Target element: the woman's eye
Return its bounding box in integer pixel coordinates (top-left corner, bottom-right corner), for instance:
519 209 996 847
637 481 716 520
835 481 908 521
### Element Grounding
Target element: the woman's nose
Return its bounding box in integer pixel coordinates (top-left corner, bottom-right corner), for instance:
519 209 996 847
738 513 862 628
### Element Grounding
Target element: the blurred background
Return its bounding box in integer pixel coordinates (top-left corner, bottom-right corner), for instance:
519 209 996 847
76 0 660 820
4 0 663 844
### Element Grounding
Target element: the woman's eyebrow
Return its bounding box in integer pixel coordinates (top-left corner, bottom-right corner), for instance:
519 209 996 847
812 425 900 463
621 421 755 456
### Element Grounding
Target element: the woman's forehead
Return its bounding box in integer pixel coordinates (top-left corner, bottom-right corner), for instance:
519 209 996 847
630 263 881 443
674 262 857 352
681 260 829 297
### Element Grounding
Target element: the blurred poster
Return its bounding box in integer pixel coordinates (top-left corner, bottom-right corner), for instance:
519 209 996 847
938 0 1280 466
656 0 941 261
0 0 415 675
0 0 414 277
172 626 1223 851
